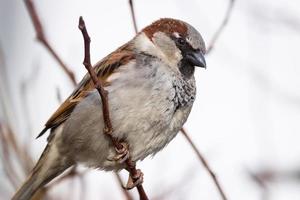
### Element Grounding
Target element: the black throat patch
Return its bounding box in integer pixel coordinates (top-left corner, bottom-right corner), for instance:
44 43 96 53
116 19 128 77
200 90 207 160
171 35 197 79
179 60 195 79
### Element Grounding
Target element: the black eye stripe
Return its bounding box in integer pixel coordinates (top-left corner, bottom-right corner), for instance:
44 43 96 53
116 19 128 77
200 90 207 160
177 37 186 45
171 35 198 54
176 38 194 51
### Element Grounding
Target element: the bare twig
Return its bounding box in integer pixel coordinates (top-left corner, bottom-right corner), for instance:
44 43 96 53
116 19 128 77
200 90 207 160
23 1 129 197
126 1 228 199
0 123 21 188
181 128 228 200
47 167 88 189
24 0 76 85
20 64 40 140
78 16 148 200
0 45 35 191
45 167 87 200
4 124 34 174
78 172 87 200
78 17 114 141
114 173 134 200
248 169 270 200
182 1 235 195
0 119 34 185
176 0 235 197
152 166 197 200
128 0 138 33
206 0 235 54
55 87 63 103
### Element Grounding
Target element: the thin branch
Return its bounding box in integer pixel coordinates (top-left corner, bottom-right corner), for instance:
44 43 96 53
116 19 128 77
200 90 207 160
20 63 40 140
181 128 228 200
114 173 134 200
24 0 76 85
4 124 34 174
46 167 88 189
78 17 114 141
127 2 228 199
78 16 148 200
248 169 270 200
152 166 197 200
78 172 87 200
206 0 235 54
128 0 138 33
178 1 235 197
23 2 129 198
0 123 21 189
55 87 63 103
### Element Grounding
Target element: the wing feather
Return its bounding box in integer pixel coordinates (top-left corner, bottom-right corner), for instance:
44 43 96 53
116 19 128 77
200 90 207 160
37 43 135 138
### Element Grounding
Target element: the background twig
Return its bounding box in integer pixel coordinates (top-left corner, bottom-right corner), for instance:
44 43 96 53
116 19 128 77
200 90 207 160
181 128 228 200
206 0 235 53
23 1 131 198
126 1 230 199
125 0 231 199
24 0 76 85
3 0 236 199
128 0 138 34
0 123 20 189
115 173 134 200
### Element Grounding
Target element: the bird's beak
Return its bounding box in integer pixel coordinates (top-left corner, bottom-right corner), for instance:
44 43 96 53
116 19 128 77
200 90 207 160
186 51 206 69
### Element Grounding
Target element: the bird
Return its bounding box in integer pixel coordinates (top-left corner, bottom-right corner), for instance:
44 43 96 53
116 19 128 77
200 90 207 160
13 18 206 200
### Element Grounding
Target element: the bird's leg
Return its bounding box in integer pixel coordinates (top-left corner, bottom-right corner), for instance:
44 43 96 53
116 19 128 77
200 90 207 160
124 169 144 190
123 161 144 190
113 142 130 164
113 142 144 189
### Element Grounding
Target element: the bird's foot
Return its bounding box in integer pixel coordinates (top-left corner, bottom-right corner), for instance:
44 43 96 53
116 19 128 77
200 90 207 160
113 142 130 164
123 169 144 190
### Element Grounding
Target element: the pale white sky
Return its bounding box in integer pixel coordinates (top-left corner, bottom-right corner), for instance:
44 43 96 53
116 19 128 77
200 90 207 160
1 0 300 199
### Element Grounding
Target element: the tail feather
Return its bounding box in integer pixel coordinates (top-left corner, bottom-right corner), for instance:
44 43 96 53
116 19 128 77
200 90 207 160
12 172 38 200
12 143 72 200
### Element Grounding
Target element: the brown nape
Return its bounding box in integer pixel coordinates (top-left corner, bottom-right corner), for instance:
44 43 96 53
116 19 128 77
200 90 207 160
142 18 188 40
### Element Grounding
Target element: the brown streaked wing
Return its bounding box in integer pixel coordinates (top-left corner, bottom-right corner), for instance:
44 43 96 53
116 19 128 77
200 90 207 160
36 43 135 138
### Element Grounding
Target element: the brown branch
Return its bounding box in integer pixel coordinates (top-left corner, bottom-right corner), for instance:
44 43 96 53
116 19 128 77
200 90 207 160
248 169 272 200
127 2 228 199
0 123 21 189
152 166 197 200
78 16 148 200
181 128 228 200
78 172 87 200
206 0 235 54
114 173 134 200
78 17 114 141
0 122 36 187
23 1 129 197
24 0 76 85
177 1 235 198
46 166 87 199
128 0 138 33
55 87 63 103
5 124 34 174
46 167 88 189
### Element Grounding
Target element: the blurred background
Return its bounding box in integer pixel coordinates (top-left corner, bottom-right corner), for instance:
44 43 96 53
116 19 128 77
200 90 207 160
1 0 300 199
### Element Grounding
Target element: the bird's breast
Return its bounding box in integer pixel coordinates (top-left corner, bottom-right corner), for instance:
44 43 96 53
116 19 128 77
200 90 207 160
60 58 196 169
105 59 196 161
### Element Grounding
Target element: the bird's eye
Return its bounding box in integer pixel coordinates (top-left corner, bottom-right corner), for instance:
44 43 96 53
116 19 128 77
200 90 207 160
177 37 186 45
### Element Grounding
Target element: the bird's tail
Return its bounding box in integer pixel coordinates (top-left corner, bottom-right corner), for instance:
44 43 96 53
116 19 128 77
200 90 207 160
12 141 72 200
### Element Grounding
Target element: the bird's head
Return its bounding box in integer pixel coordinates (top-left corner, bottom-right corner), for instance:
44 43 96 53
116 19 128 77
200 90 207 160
133 18 206 78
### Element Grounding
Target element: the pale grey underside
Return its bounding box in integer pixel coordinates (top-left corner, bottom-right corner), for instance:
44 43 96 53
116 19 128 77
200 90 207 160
53 51 196 171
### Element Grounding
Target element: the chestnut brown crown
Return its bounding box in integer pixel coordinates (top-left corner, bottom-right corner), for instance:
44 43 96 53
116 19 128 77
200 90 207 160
143 18 188 39
142 18 206 70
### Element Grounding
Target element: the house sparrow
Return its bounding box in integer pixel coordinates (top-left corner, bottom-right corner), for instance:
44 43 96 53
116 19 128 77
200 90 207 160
13 18 206 200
